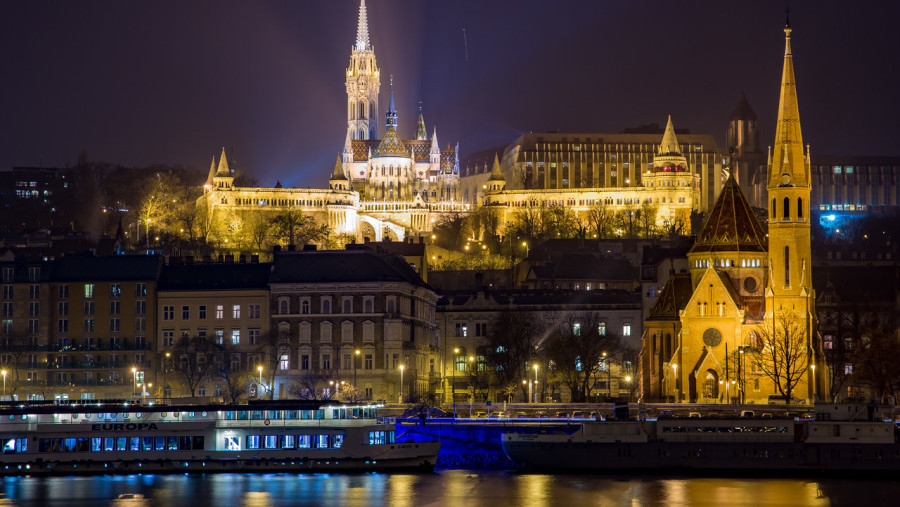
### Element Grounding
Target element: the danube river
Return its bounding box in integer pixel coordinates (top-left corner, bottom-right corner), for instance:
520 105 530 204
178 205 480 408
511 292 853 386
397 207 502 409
1 471 897 506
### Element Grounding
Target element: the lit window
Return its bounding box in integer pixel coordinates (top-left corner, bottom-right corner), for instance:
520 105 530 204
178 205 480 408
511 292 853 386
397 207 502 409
623 323 631 337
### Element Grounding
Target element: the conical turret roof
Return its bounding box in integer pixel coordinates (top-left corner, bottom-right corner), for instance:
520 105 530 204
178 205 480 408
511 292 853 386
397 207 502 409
206 156 216 185
689 174 767 254
769 22 807 188
416 106 427 140
731 93 758 120
215 147 230 177
658 115 681 156
330 155 347 181
487 153 505 181
355 0 370 51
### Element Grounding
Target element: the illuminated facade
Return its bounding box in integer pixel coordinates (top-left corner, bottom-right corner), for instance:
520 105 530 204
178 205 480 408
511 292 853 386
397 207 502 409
201 0 466 247
641 21 821 404
480 117 707 234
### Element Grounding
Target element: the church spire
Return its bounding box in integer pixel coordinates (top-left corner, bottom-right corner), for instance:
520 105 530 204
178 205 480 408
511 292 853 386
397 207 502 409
769 17 807 188
416 104 427 140
355 0 370 52
385 76 398 130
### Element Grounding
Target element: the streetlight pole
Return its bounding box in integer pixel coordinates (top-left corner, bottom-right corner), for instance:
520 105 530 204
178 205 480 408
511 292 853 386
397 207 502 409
354 349 360 401
257 365 263 398
1 369 6 400
672 363 678 403
811 364 816 403
738 347 744 404
522 241 528 258
164 352 170 400
399 365 404 404
602 352 609 399
131 367 137 401
468 356 475 416
533 364 539 403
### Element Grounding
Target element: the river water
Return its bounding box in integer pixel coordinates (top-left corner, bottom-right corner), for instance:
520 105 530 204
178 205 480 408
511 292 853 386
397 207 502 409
0 471 895 506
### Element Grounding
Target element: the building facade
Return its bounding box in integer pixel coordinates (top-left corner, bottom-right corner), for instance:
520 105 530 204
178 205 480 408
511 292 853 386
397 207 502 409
641 21 820 405
267 249 440 403
476 118 713 235
200 0 467 249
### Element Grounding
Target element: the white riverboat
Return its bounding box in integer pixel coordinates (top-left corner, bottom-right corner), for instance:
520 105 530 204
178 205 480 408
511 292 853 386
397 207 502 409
0 399 440 475
501 404 900 474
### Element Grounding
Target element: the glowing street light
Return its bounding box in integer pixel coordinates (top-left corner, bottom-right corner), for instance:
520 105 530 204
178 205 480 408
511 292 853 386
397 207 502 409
354 349 361 400
257 365 264 398
131 367 137 400
671 363 678 403
1 369 6 399
532 364 539 403
399 364 405 404
522 241 528 258
810 364 817 402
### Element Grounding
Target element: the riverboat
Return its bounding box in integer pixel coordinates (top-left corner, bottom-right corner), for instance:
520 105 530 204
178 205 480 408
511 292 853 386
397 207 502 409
0 399 439 475
501 404 900 474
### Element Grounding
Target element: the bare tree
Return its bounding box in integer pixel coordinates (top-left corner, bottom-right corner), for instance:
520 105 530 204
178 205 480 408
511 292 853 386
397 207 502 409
584 201 615 239
545 313 621 402
852 313 900 404
272 210 329 248
755 311 811 403
483 311 543 401
257 330 293 400
432 213 468 250
246 209 274 253
172 334 217 397
213 340 252 403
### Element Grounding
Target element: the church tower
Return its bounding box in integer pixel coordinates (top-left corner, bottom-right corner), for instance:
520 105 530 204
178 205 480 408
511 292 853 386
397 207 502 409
764 17 818 397
346 0 380 140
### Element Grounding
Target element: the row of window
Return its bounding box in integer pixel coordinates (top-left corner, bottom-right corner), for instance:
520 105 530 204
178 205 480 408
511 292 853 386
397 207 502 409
1 267 40 283
277 297 384 316
30 436 204 454
161 328 261 347
163 304 261 321
242 434 344 450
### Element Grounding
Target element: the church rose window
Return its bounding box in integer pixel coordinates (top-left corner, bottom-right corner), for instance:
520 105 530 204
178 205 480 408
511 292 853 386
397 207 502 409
702 328 722 348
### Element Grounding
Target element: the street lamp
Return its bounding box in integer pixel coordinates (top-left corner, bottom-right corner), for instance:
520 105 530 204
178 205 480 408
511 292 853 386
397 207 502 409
164 352 171 399
468 356 475 416
602 352 610 399
131 367 137 401
738 347 745 404
354 349 361 401
1 369 6 400
624 375 632 402
399 364 405 404
257 365 263 398
522 241 528 258
523 379 530 404
810 364 816 402
671 363 678 403
533 364 539 403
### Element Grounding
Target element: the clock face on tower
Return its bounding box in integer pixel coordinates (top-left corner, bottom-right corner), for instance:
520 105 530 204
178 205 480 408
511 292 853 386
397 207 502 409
780 174 792 186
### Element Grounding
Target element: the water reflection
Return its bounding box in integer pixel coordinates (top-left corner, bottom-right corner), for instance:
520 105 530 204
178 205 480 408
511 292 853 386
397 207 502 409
0 472 896 506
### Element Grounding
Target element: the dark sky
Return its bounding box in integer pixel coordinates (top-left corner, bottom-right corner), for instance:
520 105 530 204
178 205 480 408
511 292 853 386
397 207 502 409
3 0 898 188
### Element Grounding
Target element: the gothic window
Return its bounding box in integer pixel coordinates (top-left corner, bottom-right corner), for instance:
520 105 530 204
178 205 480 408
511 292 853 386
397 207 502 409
783 197 790 219
772 198 776 219
279 298 288 315
784 246 790 286
358 101 365 120
703 370 718 399
358 128 365 139
369 101 375 120
798 197 803 219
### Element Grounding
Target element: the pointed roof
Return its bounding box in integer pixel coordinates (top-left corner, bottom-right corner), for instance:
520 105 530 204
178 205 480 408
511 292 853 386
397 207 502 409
769 21 807 188
355 0 370 52
372 127 408 157
330 155 347 181
689 174 767 254
385 76 398 130
647 273 693 321
430 127 439 152
215 147 230 177
206 156 216 185
658 115 681 155
416 105 427 140
731 93 758 120
487 153 505 181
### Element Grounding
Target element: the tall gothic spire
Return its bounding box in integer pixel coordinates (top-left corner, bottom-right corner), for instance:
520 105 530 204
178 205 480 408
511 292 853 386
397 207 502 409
385 76 398 130
769 18 807 187
416 104 427 140
355 0 370 51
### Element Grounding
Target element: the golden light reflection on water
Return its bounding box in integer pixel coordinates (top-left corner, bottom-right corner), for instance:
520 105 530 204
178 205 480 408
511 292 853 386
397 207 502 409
241 491 272 507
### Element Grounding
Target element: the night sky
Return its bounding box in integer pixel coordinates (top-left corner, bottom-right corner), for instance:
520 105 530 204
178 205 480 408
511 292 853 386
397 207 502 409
3 0 898 187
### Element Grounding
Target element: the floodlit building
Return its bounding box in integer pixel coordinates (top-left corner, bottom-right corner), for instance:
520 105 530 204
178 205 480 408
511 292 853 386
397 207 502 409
641 20 821 405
